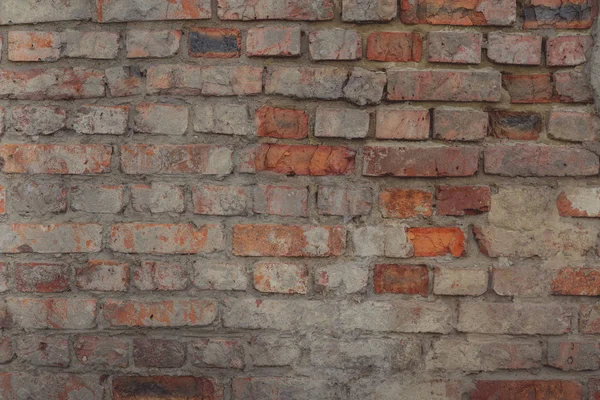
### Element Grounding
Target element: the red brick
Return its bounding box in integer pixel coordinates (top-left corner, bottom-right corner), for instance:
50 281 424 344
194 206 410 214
75 260 129 292
471 380 582 400
218 0 334 20
126 29 181 58
254 262 308 294
0 68 105 100
375 108 430 140
407 227 466 257
523 0 596 28
549 110 599 142
387 69 501 102
188 28 241 58
489 111 542 140
255 106 308 139
427 31 482 64
487 32 542 65
433 107 487 141
233 224 346 257
0 223 102 253
134 103 188 135
193 185 249 216
109 223 224 254
436 185 491 216
97 0 212 22
104 299 217 327
0 373 104 400
557 188 600 217
0 144 111 174
374 264 429 296
317 186 372 216
16 335 69 367
74 336 129 368
14 263 70 293
146 64 262 96
8 31 61 62
6 298 97 329
552 268 600 296
256 144 355 176
113 376 222 400
555 70 593 103
253 184 309 217
548 340 600 371
309 29 362 60
247 27 301 57
367 32 422 62
134 261 188 291
363 146 479 177
484 145 599 177
133 338 186 368
547 35 593 66
401 0 516 25
590 379 600 399
379 189 433 218
503 74 554 103
120 144 232 175
0 337 12 364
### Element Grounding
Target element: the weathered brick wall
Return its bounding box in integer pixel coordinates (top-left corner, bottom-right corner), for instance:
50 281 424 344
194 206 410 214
0 0 598 398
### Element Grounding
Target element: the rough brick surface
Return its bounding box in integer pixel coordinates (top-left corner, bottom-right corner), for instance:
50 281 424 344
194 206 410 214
0 0 597 395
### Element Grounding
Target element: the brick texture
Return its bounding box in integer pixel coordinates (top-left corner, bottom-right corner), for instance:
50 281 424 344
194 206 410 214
0 0 597 397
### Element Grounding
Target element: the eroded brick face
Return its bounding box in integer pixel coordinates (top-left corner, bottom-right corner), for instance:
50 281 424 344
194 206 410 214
0 0 598 397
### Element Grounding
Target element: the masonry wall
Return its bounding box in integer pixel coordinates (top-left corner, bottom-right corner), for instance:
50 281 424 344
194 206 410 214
0 0 598 399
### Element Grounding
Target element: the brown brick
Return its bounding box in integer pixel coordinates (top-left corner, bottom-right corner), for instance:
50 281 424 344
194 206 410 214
487 32 542 65
433 107 488 141
74 336 129 368
471 380 582 400
255 106 309 139
374 264 429 296
387 69 501 102
503 74 554 103
309 29 362 60
363 146 479 177
484 145 599 176
549 110 600 142
113 376 222 400
233 224 346 257
401 0 516 25
133 338 186 368
489 111 542 140
552 268 600 296
436 185 491 216
367 32 421 62
75 260 129 292
523 0 596 28
555 70 594 103
14 263 70 293
547 35 593 66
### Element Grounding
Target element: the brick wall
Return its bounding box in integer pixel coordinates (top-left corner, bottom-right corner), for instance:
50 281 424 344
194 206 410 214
0 0 598 399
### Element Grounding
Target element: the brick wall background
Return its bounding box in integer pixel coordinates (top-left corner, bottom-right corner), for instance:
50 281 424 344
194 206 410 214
0 0 598 398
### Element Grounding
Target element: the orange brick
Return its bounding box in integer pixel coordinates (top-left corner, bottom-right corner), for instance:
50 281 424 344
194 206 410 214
407 227 466 257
